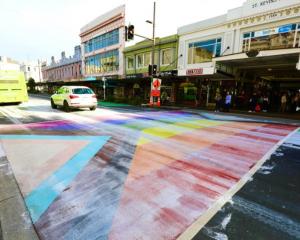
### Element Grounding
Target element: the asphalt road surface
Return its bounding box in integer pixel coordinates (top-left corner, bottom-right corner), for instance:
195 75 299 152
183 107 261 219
0 96 299 240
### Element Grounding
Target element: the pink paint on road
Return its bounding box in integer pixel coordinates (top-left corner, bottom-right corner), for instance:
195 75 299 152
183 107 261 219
109 123 297 240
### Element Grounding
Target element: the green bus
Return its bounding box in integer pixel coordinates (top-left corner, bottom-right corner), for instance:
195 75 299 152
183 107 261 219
0 70 28 104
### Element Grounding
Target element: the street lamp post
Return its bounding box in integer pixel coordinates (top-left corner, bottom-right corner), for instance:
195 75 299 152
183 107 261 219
146 2 156 75
151 2 156 76
102 77 106 101
146 2 157 106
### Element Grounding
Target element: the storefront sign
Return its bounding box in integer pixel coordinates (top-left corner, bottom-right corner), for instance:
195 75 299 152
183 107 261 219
158 70 178 77
126 74 144 79
186 68 203 76
84 76 97 81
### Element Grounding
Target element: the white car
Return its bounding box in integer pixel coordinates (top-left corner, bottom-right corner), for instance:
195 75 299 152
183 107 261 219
50 86 97 111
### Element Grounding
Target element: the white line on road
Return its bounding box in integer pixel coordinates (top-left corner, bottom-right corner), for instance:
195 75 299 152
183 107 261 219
0 107 24 125
177 127 300 240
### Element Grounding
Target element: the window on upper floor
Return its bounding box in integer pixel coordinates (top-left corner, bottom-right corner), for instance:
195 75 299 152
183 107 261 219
136 52 151 69
161 48 173 66
242 23 300 52
84 29 119 54
136 54 144 69
144 52 151 67
127 56 134 70
84 49 119 75
188 38 221 64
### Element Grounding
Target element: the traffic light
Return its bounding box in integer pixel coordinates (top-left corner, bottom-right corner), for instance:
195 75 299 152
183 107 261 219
125 26 128 41
148 64 157 76
153 64 157 75
128 25 134 40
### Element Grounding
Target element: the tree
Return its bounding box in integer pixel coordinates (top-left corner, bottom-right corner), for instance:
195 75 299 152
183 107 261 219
27 78 36 93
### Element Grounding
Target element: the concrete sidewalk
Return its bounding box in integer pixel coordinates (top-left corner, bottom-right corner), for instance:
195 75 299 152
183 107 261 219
0 143 39 240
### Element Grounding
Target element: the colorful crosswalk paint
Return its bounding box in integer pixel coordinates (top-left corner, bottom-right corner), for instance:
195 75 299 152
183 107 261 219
0 109 298 240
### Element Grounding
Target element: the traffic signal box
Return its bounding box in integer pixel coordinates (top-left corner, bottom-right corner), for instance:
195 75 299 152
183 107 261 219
125 25 134 41
148 64 157 76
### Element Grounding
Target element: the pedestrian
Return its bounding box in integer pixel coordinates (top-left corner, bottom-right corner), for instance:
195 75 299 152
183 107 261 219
215 92 222 112
280 93 287 113
248 93 257 112
262 95 269 112
161 91 168 105
291 92 298 113
225 92 232 112
295 92 300 112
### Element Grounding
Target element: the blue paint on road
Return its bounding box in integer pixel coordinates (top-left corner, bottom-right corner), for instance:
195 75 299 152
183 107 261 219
0 135 110 223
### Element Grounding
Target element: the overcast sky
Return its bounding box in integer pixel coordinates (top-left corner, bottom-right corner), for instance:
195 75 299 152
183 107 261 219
0 0 245 63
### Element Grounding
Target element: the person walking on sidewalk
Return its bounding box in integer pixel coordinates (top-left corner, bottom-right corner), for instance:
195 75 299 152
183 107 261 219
248 93 257 112
280 93 287 113
225 92 232 112
215 92 222 112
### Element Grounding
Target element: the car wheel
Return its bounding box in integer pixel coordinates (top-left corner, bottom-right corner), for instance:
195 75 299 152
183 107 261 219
90 106 96 111
63 100 70 112
51 99 57 109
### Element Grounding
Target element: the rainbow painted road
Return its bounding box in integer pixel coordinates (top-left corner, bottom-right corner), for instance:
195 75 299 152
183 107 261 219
0 98 299 240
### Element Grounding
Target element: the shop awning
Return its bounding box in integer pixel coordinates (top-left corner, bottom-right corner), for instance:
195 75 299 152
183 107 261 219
214 48 300 81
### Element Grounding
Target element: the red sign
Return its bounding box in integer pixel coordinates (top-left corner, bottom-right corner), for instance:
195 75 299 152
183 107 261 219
152 79 161 89
186 68 203 76
151 90 160 97
150 78 162 107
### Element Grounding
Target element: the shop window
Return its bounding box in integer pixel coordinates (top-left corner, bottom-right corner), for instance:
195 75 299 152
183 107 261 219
161 48 173 66
188 38 222 64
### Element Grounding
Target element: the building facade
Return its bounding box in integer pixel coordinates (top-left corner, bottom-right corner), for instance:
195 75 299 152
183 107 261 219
20 60 43 82
177 0 300 109
42 45 82 83
0 56 20 71
80 5 125 81
123 35 179 103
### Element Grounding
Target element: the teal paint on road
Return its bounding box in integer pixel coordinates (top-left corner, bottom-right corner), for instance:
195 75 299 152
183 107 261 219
0 135 110 223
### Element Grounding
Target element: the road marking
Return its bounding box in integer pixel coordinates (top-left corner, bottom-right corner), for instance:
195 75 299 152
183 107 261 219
0 135 110 223
0 107 24 125
177 127 300 240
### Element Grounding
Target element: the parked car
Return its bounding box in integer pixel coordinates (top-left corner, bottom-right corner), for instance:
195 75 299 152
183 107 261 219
50 86 97 111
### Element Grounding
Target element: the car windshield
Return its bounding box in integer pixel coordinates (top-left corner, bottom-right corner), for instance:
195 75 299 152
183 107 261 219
72 88 93 94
